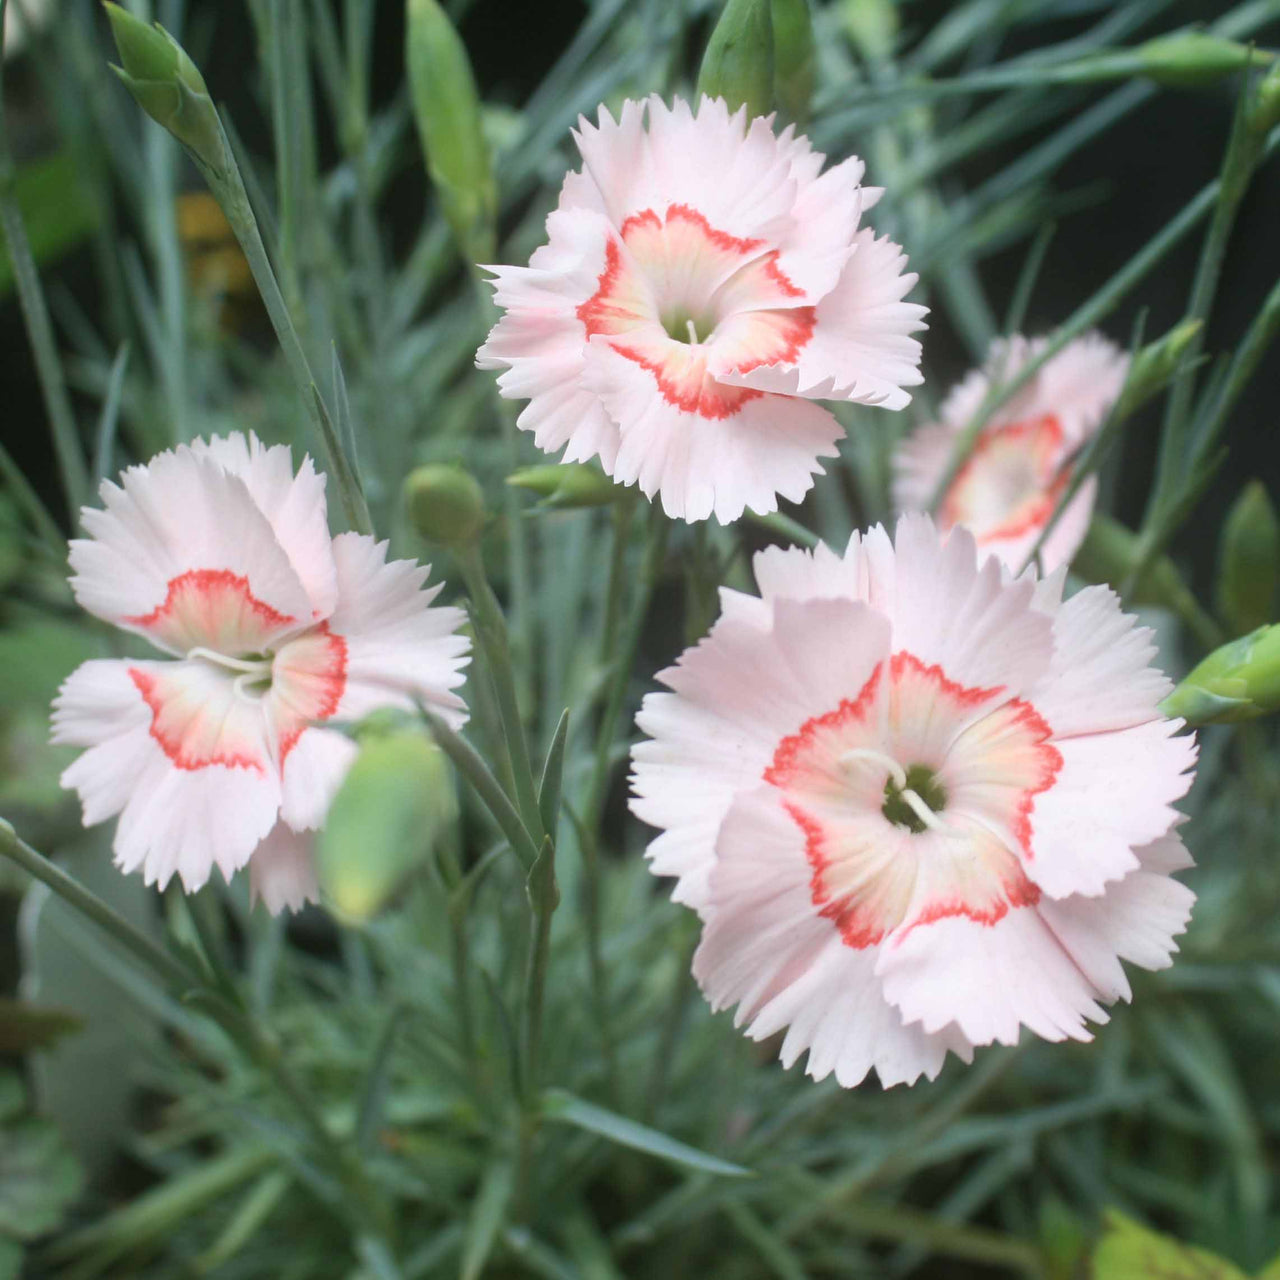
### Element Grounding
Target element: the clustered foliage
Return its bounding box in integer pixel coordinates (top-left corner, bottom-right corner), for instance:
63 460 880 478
2 1 1280 1278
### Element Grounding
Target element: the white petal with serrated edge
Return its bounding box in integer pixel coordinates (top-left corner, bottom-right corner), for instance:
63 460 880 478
191 433 338 619
694 786 971 1088
1021 718 1196 900
714 231 926 408
70 445 312 654
250 821 320 915
631 598 891 910
54 658 280 892
478 207 622 469
860 515 1055 696
327 534 470 727
584 338 843 523
279 727 359 832
1026 583 1174 737
1038 833 1195 1003
574 97 800 249
877 905 1107 1046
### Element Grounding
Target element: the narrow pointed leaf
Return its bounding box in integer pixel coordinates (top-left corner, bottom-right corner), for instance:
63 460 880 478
537 710 569 839
541 1089 753 1178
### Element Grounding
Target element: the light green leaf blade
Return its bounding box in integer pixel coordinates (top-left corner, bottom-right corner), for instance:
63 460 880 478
1092 1211 1247 1280
541 1089 753 1179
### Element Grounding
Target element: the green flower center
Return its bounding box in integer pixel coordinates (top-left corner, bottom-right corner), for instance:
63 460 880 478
882 764 948 834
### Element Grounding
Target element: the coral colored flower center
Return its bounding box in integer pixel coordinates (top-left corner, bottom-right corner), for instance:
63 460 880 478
940 414 1068 544
577 203 816 421
127 570 348 775
764 651 1060 949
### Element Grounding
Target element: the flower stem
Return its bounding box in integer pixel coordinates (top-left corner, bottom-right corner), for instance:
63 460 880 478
0 819 194 990
0 820 397 1256
456 543 545 846
926 131 1280 510
582 508 669 836
1147 76 1271 529
191 114 372 535
421 709 540 870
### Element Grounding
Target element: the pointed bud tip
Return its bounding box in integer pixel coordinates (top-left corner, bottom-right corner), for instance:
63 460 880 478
506 463 623 509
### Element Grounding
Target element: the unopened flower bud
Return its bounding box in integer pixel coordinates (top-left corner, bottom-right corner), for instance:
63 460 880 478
405 464 486 546
771 0 815 123
507 463 623 510
1162 624 1280 725
105 4 227 173
406 0 497 262
318 730 456 920
697 0 775 120
1138 32 1270 89
1115 320 1201 420
1216 481 1280 637
1253 59 1280 135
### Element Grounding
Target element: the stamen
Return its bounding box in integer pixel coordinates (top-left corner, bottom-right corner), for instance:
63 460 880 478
685 317 700 345
231 673 266 703
900 788 964 838
187 646 271 677
840 747 908 791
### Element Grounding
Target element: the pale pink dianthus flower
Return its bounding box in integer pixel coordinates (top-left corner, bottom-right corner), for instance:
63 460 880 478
478 95 927 524
630 515 1196 1087
894 333 1128 572
52 433 470 913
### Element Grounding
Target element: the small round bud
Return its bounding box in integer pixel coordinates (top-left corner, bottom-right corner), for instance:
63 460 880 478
405 464 486 546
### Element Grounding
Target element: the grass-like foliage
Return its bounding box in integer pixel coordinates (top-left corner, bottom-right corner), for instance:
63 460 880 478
2 1 1280 1277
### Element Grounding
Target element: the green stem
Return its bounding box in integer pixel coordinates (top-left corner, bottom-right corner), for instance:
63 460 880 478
583 509 670 835
456 543 544 845
643 926 698 1123
421 710 540 869
0 103 90 518
746 510 819 549
1147 79 1271 527
0 820 194 990
194 117 371 534
925 142 1276 510
0 821 397 1258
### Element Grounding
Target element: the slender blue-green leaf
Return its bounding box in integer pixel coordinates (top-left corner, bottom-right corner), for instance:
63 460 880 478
541 1089 753 1178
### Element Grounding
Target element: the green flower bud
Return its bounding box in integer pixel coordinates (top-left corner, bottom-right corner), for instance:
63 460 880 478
318 730 456 920
507 463 624 510
1216 481 1280 636
697 0 775 120
1138 32 1271 90
771 0 815 123
1115 320 1201 420
406 0 497 263
405 464 487 546
1252 59 1280 135
104 4 226 173
1161 624 1280 725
